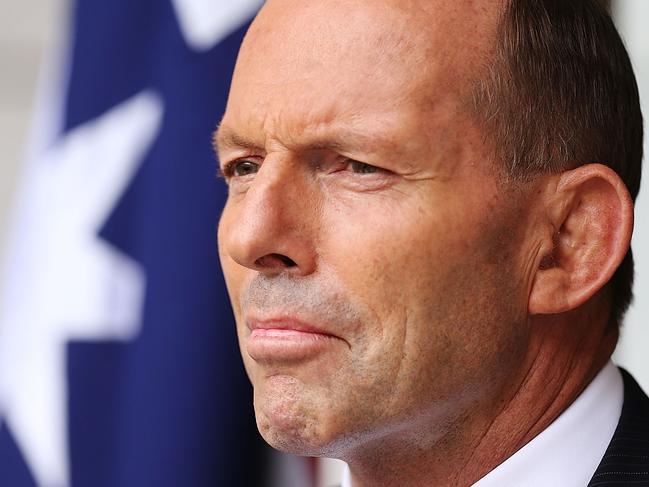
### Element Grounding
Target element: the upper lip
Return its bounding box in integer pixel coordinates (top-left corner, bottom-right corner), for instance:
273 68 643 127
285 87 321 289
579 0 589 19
246 314 338 337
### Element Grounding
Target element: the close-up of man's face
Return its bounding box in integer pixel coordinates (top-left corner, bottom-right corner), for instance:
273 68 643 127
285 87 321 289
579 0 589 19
217 0 540 459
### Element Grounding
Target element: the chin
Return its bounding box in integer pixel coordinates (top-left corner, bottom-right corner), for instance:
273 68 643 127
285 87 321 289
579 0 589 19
252 376 344 456
255 407 335 456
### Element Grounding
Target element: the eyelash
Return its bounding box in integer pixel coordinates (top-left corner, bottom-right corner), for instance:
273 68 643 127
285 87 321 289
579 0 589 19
220 157 386 181
220 158 260 179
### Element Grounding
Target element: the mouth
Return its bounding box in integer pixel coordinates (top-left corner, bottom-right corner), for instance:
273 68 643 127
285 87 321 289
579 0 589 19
246 316 344 363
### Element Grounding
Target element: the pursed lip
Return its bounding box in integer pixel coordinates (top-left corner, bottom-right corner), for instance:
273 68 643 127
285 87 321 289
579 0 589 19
245 315 345 362
247 315 338 336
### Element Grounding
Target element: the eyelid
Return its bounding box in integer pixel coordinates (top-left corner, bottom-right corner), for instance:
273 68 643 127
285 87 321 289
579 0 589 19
219 153 390 181
220 155 263 179
341 157 390 175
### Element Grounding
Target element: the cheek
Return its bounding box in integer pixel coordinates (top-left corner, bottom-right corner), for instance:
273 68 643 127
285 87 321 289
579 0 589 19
319 191 529 404
321 194 467 322
316 199 454 389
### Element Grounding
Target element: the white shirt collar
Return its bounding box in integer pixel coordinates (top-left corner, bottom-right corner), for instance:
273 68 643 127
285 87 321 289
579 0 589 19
341 361 623 487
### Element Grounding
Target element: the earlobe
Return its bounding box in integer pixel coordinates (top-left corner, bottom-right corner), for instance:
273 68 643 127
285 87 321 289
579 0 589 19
528 164 634 315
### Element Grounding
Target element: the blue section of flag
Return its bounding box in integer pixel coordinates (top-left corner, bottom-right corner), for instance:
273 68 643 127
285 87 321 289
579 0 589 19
0 424 37 487
0 0 271 486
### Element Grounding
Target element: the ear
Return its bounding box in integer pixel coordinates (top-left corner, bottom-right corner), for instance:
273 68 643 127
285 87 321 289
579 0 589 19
529 164 634 315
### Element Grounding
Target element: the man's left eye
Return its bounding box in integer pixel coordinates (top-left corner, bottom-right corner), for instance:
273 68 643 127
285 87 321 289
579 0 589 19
348 160 380 174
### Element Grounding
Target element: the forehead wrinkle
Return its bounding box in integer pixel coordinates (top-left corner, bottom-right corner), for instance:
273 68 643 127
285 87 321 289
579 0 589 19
278 97 432 159
214 126 264 153
222 103 411 159
277 117 396 156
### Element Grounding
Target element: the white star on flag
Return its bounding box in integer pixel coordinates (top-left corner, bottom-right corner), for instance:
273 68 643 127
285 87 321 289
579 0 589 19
0 91 164 487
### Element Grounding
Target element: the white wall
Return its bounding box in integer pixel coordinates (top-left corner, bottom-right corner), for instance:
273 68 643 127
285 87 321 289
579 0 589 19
613 0 649 391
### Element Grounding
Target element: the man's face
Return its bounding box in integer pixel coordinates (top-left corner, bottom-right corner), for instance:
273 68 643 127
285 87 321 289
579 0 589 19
217 0 533 457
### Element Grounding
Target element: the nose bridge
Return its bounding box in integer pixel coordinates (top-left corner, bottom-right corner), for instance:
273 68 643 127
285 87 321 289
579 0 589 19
246 153 305 233
224 153 318 275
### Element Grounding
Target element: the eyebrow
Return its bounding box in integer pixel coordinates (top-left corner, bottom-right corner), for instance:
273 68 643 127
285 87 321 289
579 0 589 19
213 127 262 152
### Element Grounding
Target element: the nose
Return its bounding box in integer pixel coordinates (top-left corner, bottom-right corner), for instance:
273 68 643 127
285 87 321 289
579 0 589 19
219 157 318 277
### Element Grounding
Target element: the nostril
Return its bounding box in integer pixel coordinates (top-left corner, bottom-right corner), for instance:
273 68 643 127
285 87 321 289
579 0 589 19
255 253 297 269
276 254 297 267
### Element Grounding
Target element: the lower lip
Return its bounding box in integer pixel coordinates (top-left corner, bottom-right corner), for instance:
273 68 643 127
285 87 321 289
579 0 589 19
246 328 339 362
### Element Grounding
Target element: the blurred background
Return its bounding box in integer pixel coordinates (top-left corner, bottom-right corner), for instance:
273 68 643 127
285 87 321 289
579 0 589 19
0 1 646 487
0 2 59 246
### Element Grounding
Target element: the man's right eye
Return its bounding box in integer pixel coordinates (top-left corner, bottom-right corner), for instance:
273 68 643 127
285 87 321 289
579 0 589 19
225 159 260 178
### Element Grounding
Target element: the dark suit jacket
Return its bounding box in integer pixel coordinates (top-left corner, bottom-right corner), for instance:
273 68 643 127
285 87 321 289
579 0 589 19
587 369 649 486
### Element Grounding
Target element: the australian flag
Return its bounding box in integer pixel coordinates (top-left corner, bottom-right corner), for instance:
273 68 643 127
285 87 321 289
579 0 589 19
0 1 313 486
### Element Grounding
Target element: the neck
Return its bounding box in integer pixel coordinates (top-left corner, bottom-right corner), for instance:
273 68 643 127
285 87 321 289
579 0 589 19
345 298 617 487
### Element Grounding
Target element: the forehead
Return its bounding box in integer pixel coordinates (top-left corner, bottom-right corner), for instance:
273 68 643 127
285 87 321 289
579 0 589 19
242 0 499 65
221 0 500 148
